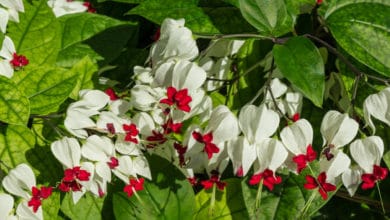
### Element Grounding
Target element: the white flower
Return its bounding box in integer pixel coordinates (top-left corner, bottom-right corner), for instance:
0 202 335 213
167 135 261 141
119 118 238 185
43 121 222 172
47 0 87 17
363 87 390 133
228 104 279 176
320 150 351 185
0 193 17 220
320 110 359 148
280 119 313 156
349 136 384 174
132 66 153 85
130 85 165 111
0 0 24 23
149 18 198 65
0 36 15 78
255 138 288 174
342 166 362 196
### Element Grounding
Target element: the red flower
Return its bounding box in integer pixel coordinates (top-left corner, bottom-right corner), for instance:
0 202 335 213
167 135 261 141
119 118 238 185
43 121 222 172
83 1 96 13
160 86 192 112
361 165 388 190
59 166 90 192
162 118 182 134
201 174 226 191
28 186 53 212
10 53 29 68
123 123 139 143
105 88 118 101
107 157 119 169
292 113 300 122
292 145 317 173
249 169 282 191
146 131 167 148
123 178 145 197
192 131 219 159
304 172 336 200
174 142 187 166
317 0 323 4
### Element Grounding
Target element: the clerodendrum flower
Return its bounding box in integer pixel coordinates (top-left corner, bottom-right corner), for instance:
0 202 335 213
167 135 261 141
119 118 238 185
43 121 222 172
228 104 279 176
47 0 87 17
0 193 16 219
0 36 29 78
304 172 336 200
320 110 358 160
2 164 52 218
0 0 24 31
349 136 388 190
363 87 390 133
280 119 316 173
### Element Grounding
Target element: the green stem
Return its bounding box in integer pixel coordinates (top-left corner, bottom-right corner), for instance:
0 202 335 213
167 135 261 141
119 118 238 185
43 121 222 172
376 182 386 215
209 184 217 217
300 191 317 218
255 179 263 210
194 33 273 41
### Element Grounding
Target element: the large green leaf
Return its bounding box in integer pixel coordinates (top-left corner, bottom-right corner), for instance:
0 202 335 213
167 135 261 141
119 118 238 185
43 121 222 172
43 192 61 220
69 56 98 99
0 76 30 125
325 0 390 77
112 155 195 220
57 13 135 67
7 0 62 66
194 178 249 219
0 124 35 168
273 36 325 107
238 0 294 37
11 65 78 115
127 0 220 34
61 193 105 220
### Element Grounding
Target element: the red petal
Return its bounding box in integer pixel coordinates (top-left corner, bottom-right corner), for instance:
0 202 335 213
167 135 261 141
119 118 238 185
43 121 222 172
304 175 318 189
203 132 213 143
293 154 307 173
40 186 53 199
192 131 204 142
317 172 327 184
249 174 262 185
373 165 388 180
201 180 214 189
318 188 328 200
204 143 219 159
166 87 177 99
305 145 317 162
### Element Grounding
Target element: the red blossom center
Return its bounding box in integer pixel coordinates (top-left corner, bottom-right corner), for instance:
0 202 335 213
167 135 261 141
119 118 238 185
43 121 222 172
174 142 187 166
107 157 119 169
162 118 182 134
58 166 91 192
83 1 96 13
292 113 300 122
292 145 317 173
123 123 139 143
28 186 53 213
105 88 119 101
201 173 226 191
249 169 282 191
106 123 116 134
123 178 145 197
160 86 192 112
304 172 336 200
10 53 29 68
146 131 167 148
361 165 388 190
192 131 219 159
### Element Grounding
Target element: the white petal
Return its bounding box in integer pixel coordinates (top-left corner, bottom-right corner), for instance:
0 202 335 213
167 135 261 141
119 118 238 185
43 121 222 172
96 111 130 134
0 8 9 33
78 89 110 110
342 166 362 196
109 99 131 115
280 119 313 155
227 136 257 176
256 138 288 173
133 156 152 180
113 156 135 184
206 105 240 143
320 150 350 184
363 87 390 133
0 0 24 12
16 201 42 220
0 193 14 220
239 104 279 144
265 78 288 100
320 110 358 148
51 137 81 168
350 136 384 173
82 135 114 161
2 164 35 199
0 36 15 60
96 161 112 182
0 59 14 78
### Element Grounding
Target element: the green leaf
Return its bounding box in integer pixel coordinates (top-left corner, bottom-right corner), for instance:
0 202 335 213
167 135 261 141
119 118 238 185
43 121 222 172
0 76 30 125
325 0 390 77
238 0 294 37
0 124 35 168
57 13 134 67
273 36 325 107
127 0 220 34
0 31 4 47
112 155 195 220
69 56 98 99
194 178 249 219
61 193 105 220
7 0 62 66
43 191 61 220
285 0 316 15
11 65 78 115
384 151 390 169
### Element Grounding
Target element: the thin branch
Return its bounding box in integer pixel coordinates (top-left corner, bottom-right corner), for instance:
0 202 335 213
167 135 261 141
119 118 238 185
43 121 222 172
365 74 390 86
194 33 274 41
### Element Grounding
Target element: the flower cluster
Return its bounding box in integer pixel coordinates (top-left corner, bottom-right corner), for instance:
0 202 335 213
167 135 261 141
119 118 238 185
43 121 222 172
1 16 389 219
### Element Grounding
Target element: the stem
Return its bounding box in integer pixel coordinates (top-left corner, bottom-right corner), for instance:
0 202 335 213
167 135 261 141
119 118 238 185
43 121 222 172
376 182 386 215
300 191 317 218
255 179 263 210
265 58 290 122
194 33 273 41
30 113 64 119
209 184 217 217
350 74 362 117
366 74 390 86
